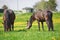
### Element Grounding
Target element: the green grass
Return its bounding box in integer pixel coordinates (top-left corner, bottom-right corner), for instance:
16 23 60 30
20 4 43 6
0 12 60 40
0 13 3 17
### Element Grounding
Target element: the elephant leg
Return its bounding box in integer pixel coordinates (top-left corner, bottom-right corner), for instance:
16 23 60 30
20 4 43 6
9 24 11 31
41 22 44 31
50 20 54 31
46 20 50 31
12 23 14 31
38 21 40 31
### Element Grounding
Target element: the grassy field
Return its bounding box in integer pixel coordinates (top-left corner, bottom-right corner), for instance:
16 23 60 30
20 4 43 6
0 12 60 40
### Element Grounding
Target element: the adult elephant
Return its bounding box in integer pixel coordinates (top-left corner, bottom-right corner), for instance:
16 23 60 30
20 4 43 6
3 8 15 31
26 9 54 31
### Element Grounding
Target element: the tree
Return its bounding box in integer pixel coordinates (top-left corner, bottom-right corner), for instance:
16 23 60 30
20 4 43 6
34 0 47 10
34 0 57 11
2 5 8 9
47 0 57 11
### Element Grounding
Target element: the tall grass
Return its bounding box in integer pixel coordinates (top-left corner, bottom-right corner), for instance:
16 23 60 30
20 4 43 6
0 12 60 40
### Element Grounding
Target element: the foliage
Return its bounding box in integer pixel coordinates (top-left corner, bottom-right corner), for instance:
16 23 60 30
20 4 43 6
47 0 57 11
2 5 8 9
34 0 57 11
34 0 47 10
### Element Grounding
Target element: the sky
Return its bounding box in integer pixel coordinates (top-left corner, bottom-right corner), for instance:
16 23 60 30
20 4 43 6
56 0 60 11
0 0 60 11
